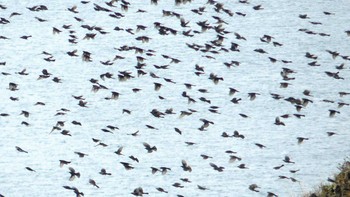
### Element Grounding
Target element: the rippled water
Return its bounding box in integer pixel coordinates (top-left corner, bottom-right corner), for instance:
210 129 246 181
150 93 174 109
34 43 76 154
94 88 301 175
0 0 349 196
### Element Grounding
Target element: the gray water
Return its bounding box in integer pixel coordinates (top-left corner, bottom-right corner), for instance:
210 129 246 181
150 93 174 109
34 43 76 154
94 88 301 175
0 0 349 196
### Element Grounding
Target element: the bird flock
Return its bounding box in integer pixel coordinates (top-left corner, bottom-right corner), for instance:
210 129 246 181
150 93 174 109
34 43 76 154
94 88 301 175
0 0 350 196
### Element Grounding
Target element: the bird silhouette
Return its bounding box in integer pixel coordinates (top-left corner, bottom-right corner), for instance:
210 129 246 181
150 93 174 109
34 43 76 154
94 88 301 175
99 168 112 175
131 187 148 196
68 167 80 181
114 147 124 155
181 160 192 172
210 163 225 172
143 142 157 153
89 179 99 188
120 162 134 170
283 156 295 164
249 184 260 192
15 146 28 153
59 160 71 167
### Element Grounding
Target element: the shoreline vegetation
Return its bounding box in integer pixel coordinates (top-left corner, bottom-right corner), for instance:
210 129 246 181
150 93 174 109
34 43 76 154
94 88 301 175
304 160 350 197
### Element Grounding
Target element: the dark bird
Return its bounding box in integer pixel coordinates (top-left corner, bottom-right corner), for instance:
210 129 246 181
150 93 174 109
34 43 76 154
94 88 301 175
329 109 340 117
150 109 165 118
74 151 88 158
254 48 268 54
255 143 266 149
114 147 124 155
299 14 309 19
210 163 224 172
273 164 284 170
16 146 28 153
89 179 99 188
174 127 182 135
67 49 78 56
327 132 337 136
248 92 260 101
20 110 30 118
154 83 162 91
68 167 81 181
63 186 84 197
297 137 309 144
129 155 139 163
253 5 263 10
68 5 78 13
233 130 245 139
249 184 260 192
143 142 157 153
34 17 47 22
283 156 295 164
20 35 32 39
229 155 242 163
237 163 248 169
25 167 36 172
181 160 192 172
128 130 140 136
131 187 148 196
274 117 285 126
8 82 19 91
290 169 300 173
172 182 184 188
267 192 278 197
156 187 168 193
72 120 82 126
198 185 209 190
151 167 159 174
99 168 112 175
59 160 71 167
120 162 134 170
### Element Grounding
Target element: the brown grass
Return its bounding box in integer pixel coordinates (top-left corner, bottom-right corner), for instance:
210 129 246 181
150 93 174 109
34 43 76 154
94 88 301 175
304 160 350 197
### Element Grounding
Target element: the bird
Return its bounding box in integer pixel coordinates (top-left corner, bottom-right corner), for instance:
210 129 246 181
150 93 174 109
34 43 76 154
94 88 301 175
20 110 29 118
197 185 209 190
249 184 260 192
120 162 134 170
25 167 36 172
143 142 157 153
63 186 84 197
160 167 171 175
68 167 80 181
129 155 139 163
131 187 148 196
8 82 19 91
229 155 242 163
274 117 285 126
255 143 266 149
151 167 159 174
89 179 99 188
267 192 278 197
283 156 295 164
74 151 88 158
210 163 225 172
327 132 337 136
329 109 340 117
237 164 248 169
181 160 192 172
290 169 300 173
59 160 71 167
99 168 112 175
15 146 28 153
297 137 309 144
114 147 124 155
273 164 284 170
172 182 184 188
156 187 168 193
154 82 162 91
